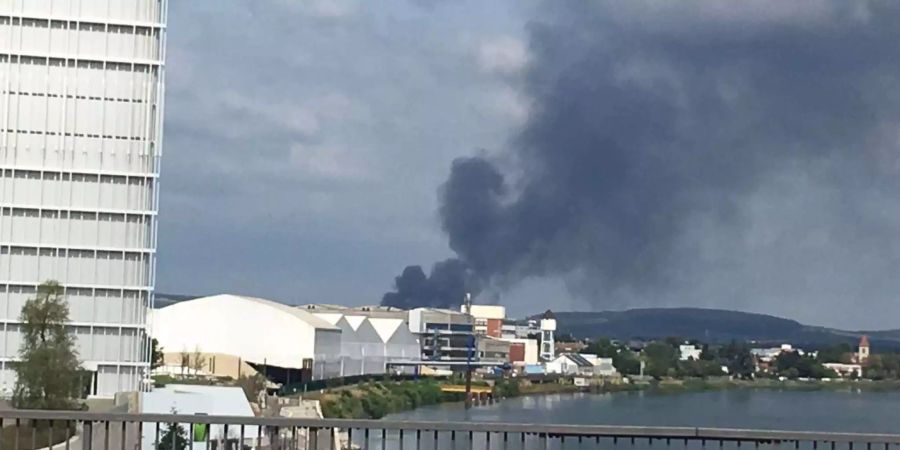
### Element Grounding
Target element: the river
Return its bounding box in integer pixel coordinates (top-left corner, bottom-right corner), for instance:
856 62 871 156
386 389 900 433
359 390 900 450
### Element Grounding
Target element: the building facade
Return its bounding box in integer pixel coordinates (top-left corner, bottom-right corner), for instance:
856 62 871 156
152 295 342 383
463 304 505 338
0 0 168 396
408 308 475 362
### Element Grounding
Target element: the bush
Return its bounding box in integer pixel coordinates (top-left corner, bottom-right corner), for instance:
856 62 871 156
319 380 445 419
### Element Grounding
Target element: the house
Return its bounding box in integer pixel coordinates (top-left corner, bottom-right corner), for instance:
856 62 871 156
546 353 596 376
581 355 618 377
751 344 800 373
555 341 587 354
823 363 862 378
679 344 702 361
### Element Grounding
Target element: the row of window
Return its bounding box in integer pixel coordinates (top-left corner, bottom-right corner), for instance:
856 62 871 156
0 283 149 324
0 247 153 288
2 16 162 61
3 17 158 34
3 0 164 24
4 89 148 104
0 324 145 362
1 170 156 211
5 94 159 140
0 56 161 101
0 142 160 174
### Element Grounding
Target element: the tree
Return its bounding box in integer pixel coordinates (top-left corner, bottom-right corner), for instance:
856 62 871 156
718 341 754 379
151 338 164 370
643 341 677 378
677 359 725 378
613 350 641 375
236 374 268 403
179 349 190 376
585 338 618 358
816 343 852 364
12 281 82 410
190 347 206 376
157 410 189 450
775 352 835 379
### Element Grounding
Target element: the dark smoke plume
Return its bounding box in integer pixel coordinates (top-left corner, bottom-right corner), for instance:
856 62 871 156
381 259 479 309
386 1 900 314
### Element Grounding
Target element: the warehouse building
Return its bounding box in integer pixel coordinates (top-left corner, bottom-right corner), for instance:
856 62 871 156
152 295 341 383
408 308 475 362
300 304 419 375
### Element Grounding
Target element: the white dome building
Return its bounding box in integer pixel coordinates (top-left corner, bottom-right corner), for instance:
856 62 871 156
152 294 341 381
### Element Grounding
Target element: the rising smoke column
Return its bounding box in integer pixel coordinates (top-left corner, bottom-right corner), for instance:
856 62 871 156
386 1 900 311
381 259 479 309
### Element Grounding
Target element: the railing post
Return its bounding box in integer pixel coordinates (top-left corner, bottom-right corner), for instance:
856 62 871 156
82 421 92 450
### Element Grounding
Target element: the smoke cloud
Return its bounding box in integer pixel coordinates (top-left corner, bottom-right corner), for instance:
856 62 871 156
386 1 900 317
381 259 479 309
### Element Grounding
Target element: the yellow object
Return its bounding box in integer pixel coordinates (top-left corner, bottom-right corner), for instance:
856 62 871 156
440 385 492 394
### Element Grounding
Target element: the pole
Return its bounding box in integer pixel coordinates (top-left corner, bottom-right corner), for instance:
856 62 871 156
465 333 474 409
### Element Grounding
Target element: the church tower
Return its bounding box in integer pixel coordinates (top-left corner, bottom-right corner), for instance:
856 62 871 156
858 335 870 364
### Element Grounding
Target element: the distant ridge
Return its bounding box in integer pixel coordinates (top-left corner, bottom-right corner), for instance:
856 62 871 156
539 307 900 350
154 293 202 308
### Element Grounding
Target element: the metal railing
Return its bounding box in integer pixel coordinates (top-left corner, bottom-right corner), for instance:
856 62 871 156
1 410 899 450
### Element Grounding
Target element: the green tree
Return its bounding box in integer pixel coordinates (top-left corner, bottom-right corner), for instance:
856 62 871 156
816 343 852 364
643 341 677 378
718 341 754 379
613 349 642 375
12 281 82 410
585 338 618 358
677 359 725 378
775 352 835 379
157 413 189 450
236 374 268 402
151 338 164 370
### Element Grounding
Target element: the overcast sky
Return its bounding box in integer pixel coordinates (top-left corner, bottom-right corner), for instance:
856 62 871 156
157 1 900 330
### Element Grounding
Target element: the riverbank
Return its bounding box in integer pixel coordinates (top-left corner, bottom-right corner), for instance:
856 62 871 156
652 378 900 394
313 377 900 419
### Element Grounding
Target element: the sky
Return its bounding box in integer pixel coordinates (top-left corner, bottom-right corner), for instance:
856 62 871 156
158 1 900 330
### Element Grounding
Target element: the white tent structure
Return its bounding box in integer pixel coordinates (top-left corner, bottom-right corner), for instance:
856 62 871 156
151 294 341 379
305 305 421 376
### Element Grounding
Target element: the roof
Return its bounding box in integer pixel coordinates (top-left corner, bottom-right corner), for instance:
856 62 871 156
860 335 870 348
297 303 350 312
229 295 339 330
542 309 556 320
152 294 341 368
355 305 406 312
561 353 594 367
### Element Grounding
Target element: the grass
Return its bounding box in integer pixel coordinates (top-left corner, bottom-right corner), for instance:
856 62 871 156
1 421 75 450
319 379 448 419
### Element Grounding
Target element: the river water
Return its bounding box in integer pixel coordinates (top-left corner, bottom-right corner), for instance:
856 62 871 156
386 389 900 433
358 390 900 450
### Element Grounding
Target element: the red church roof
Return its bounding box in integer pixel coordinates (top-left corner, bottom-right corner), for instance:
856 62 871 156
860 335 870 348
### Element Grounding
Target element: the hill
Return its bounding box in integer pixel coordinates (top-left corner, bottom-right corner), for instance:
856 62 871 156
543 308 900 350
154 293 201 308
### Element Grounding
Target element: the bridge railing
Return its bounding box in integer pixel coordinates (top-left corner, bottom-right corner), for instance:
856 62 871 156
1 410 898 450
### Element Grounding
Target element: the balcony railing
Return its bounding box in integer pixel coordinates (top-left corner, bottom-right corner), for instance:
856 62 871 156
0 410 898 450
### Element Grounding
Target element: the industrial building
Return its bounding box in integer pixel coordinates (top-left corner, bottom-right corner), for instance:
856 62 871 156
408 307 476 362
502 338 539 365
0 0 168 396
464 304 506 338
299 304 420 376
152 295 342 383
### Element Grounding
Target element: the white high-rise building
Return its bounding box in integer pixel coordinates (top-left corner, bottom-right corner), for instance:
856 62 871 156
0 0 167 396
